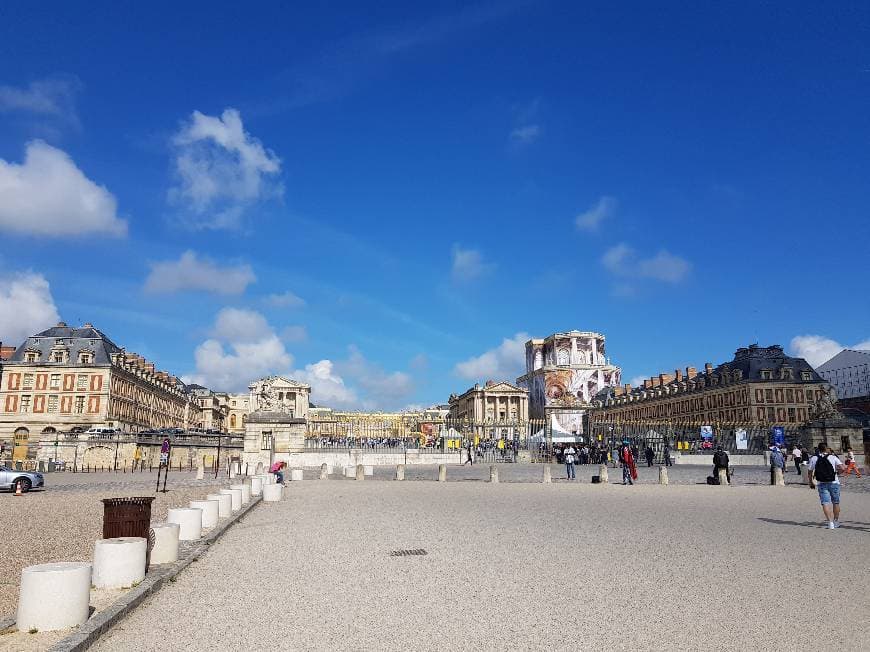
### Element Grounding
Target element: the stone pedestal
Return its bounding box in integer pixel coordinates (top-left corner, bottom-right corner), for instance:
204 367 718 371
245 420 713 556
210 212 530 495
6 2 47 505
196 466 204 480
168 508 203 540
17 562 91 632
250 476 263 496
396 464 405 481
542 465 551 484
438 464 447 482
659 467 669 485
290 469 304 481
717 468 729 486
93 537 146 589
355 465 365 481
190 500 219 528
220 488 242 511
773 466 785 486
489 466 499 483
150 523 180 564
599 464 609 484
320 463 328 480
230 483 251 504
262 483 283 502
242 412 307 472
208 493 231 517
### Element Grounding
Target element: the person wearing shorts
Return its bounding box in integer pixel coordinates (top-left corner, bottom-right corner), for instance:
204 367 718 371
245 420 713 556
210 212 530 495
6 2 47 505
808 444 845 529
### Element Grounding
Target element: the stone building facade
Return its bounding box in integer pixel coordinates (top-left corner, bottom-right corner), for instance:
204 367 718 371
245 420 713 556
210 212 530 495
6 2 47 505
589 344 827 426
187 384 230 432
0 322 200 458
447 380 529 442
242 376 310 470
516 330 621 437
227 393 250 434
817 349 870 413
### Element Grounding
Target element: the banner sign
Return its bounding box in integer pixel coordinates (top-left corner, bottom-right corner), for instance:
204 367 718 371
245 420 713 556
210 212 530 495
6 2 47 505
700 425 713 440
772 426 785 446
735 428 748 450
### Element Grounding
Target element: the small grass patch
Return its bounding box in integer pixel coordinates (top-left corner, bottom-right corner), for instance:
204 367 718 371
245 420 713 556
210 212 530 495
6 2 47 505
28 628 38 634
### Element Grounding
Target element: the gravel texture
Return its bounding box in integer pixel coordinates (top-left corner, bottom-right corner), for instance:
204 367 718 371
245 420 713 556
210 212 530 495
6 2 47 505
91 480 870 651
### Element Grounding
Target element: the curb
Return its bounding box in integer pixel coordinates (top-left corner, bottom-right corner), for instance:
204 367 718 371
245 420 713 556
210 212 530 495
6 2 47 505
42 495 262 652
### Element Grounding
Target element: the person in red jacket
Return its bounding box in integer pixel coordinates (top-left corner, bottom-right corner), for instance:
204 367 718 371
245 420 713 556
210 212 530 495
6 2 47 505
270 460 286 484
620 441 637 485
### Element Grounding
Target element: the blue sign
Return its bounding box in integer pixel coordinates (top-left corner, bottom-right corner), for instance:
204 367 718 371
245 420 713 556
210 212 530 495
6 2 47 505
772 426 785 446
700 425 713 440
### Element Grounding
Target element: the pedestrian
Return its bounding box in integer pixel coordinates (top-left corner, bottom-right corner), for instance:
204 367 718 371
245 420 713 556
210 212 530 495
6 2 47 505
644 445 655 467
769 445 786 485
792 444 803 474
842 448 861 477
807 443 845 529
620 441 637 485
463 442 474 465
270 460 286 484
564 445 577 480
712 445 730 483
663 442 673 467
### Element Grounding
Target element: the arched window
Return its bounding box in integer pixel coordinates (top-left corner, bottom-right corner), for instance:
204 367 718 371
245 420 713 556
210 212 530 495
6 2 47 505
230 414 237 429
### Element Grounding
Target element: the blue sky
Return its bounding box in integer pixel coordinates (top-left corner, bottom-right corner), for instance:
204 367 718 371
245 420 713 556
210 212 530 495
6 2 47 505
1 1 868 409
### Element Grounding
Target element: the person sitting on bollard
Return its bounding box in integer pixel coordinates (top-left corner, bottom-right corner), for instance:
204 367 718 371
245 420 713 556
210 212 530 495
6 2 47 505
270 460 286 485
712 446 730 484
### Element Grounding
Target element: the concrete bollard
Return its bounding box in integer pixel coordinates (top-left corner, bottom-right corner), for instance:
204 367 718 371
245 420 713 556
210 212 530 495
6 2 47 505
250 476 263 496
542 465 551 484
344 466 355 478
262 483 283 502
802 463 811 485
396 464 405 481
599 464 609 484
290 469 304 482
320 463 329 480
207 493 232 518
16 562 91 632
196 466 204 480
220 488 242 511
93 537 146 589
231 483 251 505
773 466 785 486
255 462 264 475
438 464 447 482
190 500 220 528
717 468 730 486
355 465 365 481
150 523 180 564
364 465 374 476
489 465 499 483
325 463 334 475
229 464 237 479
659 466 669 485
266 473 276 485
168 508 203 540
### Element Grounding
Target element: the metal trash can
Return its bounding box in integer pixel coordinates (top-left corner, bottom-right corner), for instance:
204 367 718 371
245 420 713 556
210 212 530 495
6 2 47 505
101 497 155 539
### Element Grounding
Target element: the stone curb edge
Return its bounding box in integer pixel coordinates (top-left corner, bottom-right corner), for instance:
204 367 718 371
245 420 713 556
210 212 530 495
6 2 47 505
40 494 263 652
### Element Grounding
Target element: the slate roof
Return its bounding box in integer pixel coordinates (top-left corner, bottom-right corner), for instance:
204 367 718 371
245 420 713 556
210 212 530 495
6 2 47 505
5 322 124 366
816 349 870 373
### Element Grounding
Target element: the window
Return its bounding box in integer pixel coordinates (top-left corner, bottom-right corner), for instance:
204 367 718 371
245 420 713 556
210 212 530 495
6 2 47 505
761 370 772 380
261 430 273 450
74 396 85 414
764 389 773 402
796 389 804 402
52 351 65 363
801 372 812 381
25 352 38 362
786 389 794 403
20 395 31 413
50 373 61 390
788 407 796 422
76 374 88 391
766 407 775 422
78 351 93 364
47 395 59 413
22 373 34 389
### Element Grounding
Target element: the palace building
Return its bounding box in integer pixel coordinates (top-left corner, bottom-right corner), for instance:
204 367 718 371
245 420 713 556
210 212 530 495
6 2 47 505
0 322 200 458
589 344 828 426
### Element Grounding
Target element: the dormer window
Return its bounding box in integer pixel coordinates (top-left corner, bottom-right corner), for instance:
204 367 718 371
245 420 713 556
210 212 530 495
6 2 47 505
781 367 793 380
25 351 39 363
78 351 94 365
801 371 812 381
761 370 772 380
50 347 69 363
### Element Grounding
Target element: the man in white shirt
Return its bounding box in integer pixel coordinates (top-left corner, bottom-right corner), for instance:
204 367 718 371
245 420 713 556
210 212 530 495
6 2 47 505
807 444 845 529
791 445 802 475
564 445 576 480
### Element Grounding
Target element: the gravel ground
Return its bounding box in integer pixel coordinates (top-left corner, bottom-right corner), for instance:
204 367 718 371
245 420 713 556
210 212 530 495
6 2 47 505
0 475 236 618
92 481 870 651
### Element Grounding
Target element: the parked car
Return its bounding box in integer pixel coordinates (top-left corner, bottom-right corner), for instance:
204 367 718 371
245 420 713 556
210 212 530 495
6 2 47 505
0 466 44 492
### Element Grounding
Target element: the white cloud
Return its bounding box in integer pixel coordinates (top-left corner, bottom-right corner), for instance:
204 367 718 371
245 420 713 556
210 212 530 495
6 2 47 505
451 244 494 282
0 75 81 124
292 360 359 409
184 308 292 392
628 375 647 388
144 251 255 295
454 332 529 382
0 272 60 346
338 346 414 407
266 290 305 308
575 196 616 231
0 141 127 237
510 124 540 145
169 108 282 229
790 335 870 368
601 243 691 285
281 325 308 343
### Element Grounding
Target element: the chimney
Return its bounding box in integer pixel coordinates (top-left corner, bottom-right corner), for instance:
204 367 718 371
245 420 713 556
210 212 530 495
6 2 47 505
675 369 683 381
686 366 697 379
624 383 631 392
613 386 624 397
643 379 653 389
659 373 675 385
705 363 713 374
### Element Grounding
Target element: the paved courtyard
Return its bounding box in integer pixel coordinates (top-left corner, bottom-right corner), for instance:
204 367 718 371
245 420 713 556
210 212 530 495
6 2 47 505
92 480 870 651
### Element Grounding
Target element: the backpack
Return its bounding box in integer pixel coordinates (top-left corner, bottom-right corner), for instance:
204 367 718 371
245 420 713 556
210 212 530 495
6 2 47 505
713 451 727 467
770 450 784 468
814 454 836 483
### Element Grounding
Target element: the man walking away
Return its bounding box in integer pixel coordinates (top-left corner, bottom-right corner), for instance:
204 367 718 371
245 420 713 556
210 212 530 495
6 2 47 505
792 445 802 474
770 445 786 485
644 445 655 467
808 444 845 529
564 445 576 480
712 446 730 483
663 442 673 467
464 442 474 465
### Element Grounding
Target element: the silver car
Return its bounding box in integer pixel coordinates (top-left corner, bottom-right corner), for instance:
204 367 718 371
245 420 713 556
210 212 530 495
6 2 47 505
0 466 45 492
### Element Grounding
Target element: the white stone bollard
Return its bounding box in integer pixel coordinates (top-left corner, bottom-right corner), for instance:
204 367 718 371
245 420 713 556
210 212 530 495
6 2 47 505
355 465 365 481
196 466 204 480
231 483 251 504
220 488 242 511
229 465 237 479
542 465 551 484
255 462 264 475
250 476 263 496
267 473 277 485
773 466 785 487
320 463 328 480
190 500 220 528
262 483 283 502
150 523 180 564
344 466 355 478
659 467 669 485
599 464 609 484
396 464 405 481
325 463 334 475
93 537 147 589
167 508 203 541
364 465 374 476
489 465 499 483
16 562 91 632
438 464 447 482
717 468 730 486
207 493 232 518
290 469 304 482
